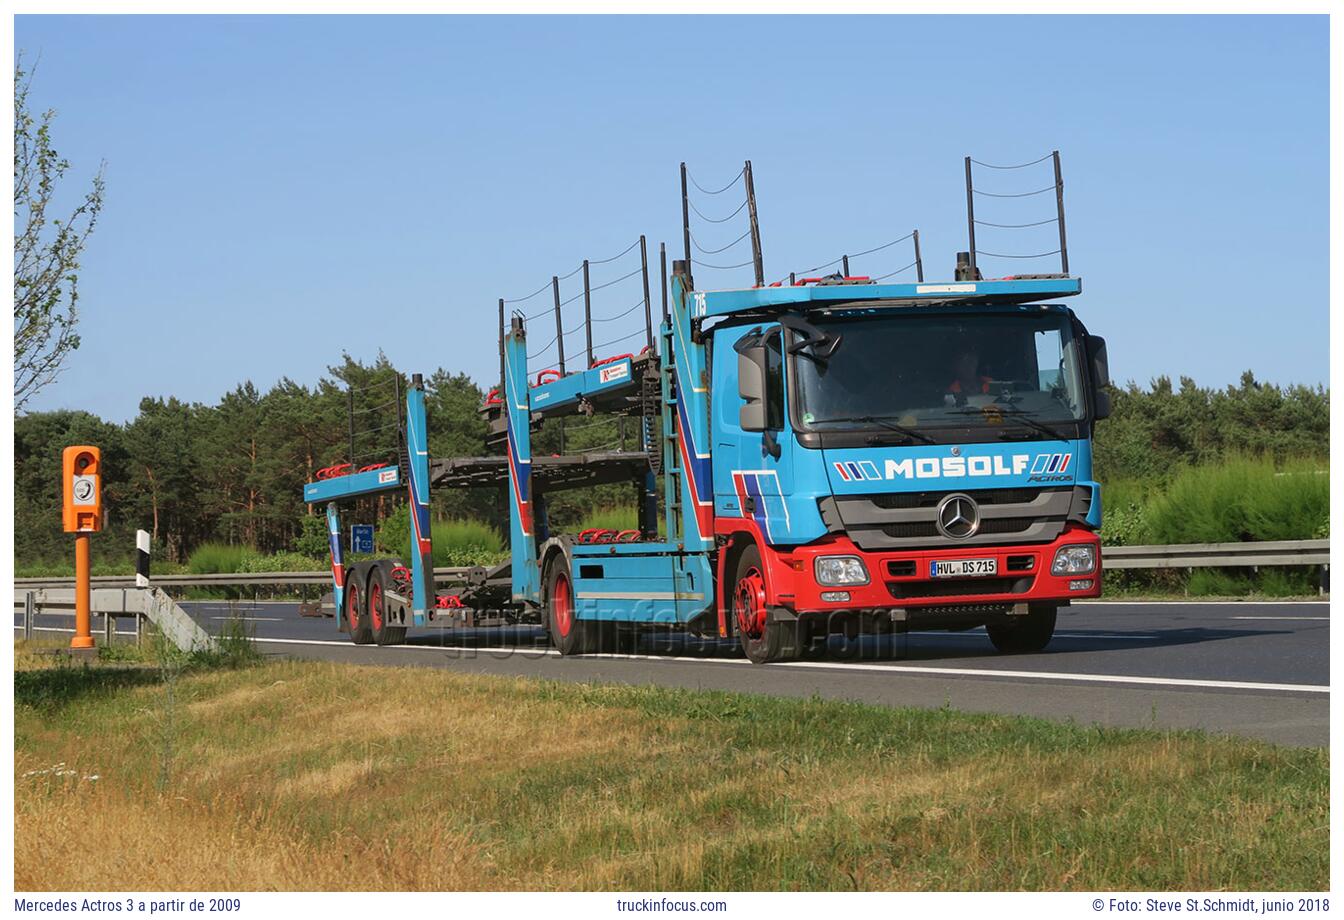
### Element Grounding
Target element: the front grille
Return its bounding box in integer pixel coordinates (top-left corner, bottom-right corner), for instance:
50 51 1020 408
870 488 1043 510
880 522 940 539
821 486 1075 551
888 576 1034 599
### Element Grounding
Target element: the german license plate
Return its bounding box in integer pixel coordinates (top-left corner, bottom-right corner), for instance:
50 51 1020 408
930 558 997 578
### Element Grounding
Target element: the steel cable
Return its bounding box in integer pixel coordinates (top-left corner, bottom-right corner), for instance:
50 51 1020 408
693 257 754 270
870 260 920 281
688 166 745 195
691 228 751 255
973 185 1056 198
974 217 1058 229
969 153 1054 170
975 249 1062 259
689 197 748 224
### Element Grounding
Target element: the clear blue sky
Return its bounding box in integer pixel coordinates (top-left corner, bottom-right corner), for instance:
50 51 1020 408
16 14 1329 422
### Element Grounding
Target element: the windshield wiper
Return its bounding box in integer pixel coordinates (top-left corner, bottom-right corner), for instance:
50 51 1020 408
811 415 936 445
949 407 1071 442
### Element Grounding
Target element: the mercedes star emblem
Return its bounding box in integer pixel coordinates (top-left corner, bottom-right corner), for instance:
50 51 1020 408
936 493 980 540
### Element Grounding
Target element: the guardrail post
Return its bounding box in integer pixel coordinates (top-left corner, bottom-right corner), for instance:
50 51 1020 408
136 612 144 647
104 611 114 645
1320 564 1330 597
24 591 34 641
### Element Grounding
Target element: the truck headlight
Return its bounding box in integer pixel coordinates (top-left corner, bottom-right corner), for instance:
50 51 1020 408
815 555 870 586
1051 544 1097 576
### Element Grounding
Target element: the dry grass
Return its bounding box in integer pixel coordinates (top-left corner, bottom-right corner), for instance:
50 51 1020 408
13 641 1328 891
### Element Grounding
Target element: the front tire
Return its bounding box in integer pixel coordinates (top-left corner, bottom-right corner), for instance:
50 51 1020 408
986 604 1057 653
732 544 800 664
345 575 374 645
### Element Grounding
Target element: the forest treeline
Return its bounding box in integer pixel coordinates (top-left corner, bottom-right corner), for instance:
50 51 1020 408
14 356 1329 565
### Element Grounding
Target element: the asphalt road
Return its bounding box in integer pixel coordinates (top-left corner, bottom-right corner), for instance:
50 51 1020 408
17 600 1329 747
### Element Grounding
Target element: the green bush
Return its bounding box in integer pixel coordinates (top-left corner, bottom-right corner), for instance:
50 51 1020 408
1144 456 1328 544
293 514 330 557
236 551 326 573
577 506 641 534
186 542 250 575
378 510 505 567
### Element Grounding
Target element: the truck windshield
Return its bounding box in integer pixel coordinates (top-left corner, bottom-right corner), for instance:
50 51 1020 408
793 311 1088 437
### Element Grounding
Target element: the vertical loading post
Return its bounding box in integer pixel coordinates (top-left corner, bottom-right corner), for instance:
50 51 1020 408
497 298 505 395
680 162 692 278
551 275 566 374
660 242 669 325
964 156 978 277
640 235 653 352
582 259 594 367
744 160 765 287
1053 150 1070 275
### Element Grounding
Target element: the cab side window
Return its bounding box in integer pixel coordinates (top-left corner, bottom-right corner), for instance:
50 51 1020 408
764 328 785 429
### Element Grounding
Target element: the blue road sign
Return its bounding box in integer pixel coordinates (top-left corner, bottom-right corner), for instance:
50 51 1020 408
350 524 374 554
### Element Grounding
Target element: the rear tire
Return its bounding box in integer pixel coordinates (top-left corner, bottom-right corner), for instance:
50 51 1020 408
732 544 800 665
368 566 407 646
345 575 374 645
986 604 1057 653
545 557 592 656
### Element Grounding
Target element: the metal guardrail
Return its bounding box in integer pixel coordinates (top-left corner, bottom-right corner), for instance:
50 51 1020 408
13 542 1329 590
13 586 217 650
14 566 475 589
1102 539 1330 570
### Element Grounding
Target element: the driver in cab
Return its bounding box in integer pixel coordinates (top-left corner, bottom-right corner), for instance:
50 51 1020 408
947 343 992 406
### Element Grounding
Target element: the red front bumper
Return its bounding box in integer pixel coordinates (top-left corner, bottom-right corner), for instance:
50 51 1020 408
779 525 1102 613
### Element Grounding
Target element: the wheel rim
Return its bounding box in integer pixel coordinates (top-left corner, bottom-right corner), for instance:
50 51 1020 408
346 583 360 632
370 581 383 631
553 573 573 638
734 566 768 640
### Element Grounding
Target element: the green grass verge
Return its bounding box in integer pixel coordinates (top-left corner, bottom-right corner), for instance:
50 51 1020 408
13 642 1328 891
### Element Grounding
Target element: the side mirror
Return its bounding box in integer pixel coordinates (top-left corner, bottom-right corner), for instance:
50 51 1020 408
736 349 768 432
1086 336 1112 420
736 335 768 432
1093 389 1112 421
1086 335 1110 389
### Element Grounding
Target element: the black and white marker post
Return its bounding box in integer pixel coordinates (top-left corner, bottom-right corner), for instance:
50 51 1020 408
135 529 150 588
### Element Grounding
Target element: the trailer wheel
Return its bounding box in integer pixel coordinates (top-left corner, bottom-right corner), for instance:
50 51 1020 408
732 543 799 664
545 557 591 655
368 566 407 646
345 575 374 645
986 604 1057 654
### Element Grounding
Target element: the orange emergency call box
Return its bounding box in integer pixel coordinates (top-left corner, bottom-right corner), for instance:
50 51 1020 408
62 445 102 533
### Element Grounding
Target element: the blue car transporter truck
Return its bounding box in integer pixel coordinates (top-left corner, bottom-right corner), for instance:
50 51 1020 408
303 156 1111 663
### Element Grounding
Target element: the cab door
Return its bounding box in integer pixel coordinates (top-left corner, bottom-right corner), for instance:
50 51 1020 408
712 324 795 547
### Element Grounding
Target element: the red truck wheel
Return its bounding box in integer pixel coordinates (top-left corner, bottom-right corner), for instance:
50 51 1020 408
369 566 407 646
732 544 799 664
546 557 591 655
345 577 374 645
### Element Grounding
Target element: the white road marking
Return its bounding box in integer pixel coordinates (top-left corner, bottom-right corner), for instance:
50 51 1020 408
1229 616 1329 621
207 616 285 622
911 631 1160 640
1075 600 1330 607
249 637 1328 694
